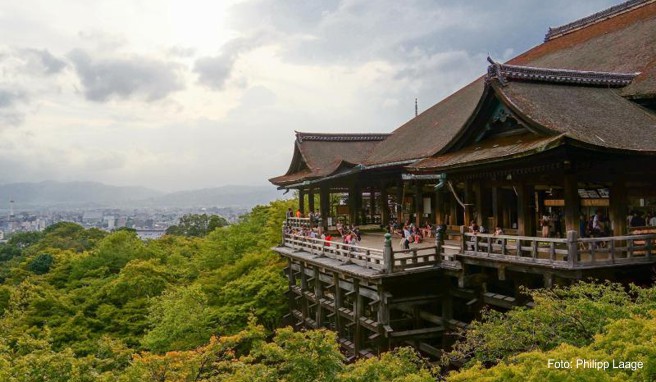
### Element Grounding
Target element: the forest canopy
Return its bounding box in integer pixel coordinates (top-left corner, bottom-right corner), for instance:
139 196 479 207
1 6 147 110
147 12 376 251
0 199 654 381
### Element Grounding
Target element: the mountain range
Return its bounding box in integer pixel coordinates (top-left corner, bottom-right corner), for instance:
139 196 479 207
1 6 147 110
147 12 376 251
0 181 288 209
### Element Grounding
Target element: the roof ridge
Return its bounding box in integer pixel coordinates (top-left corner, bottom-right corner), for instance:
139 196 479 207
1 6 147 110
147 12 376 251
295 131 390 143
486 58 639 87
544 0 656 41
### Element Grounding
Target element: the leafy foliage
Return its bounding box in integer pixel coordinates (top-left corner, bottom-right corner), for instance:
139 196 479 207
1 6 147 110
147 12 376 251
165 214 229 237
28 254 54 275
443 280 656 371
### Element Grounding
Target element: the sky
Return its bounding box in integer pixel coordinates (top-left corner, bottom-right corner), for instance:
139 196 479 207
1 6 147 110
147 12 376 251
0 0 624 192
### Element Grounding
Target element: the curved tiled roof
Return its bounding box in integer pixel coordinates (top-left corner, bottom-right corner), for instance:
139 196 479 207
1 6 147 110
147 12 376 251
269 133 385 186
486 60 638 87
496 80 656 151
363 79 485 166
510 0 656 99
544 0 655 41
409 133 567 172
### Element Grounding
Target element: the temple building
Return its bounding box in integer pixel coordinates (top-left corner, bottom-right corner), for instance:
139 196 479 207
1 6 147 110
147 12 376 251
270 0 656 359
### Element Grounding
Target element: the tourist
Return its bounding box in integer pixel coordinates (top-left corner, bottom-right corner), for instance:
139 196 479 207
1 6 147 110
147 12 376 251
336 221 344 236
630 211 646 227
286 208 293 219
540 212 550 238
468 220 479 250
402 225 412 249
295 209 302 218
493 225 504 244
420 222 432 238
592 210 603 237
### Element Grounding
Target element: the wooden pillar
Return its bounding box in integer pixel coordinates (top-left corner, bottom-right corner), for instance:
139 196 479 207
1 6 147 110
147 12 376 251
434 188 443 225
414 182 423 227
298 188 305 215
463 180 473 225
320 186 330 230
473 181 483 226
609 177 627 236
517 184 535 236
492 187 502 229
353 279 362 356
380 184 390 226
563 174 580 233
355 184 363 226
314 266 323 327
369 187 376 224
308 188 315 215
396 182 404 223
299 263 308 319
333 273 342 336
348 183 357 225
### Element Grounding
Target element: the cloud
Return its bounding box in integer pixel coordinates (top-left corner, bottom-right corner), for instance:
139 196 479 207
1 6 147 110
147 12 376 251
68 49 185 102
0 87 28 126
21 48 67 75
193 35 265 90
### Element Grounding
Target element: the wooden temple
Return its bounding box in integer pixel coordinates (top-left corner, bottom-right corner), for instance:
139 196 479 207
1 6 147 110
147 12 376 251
269 0 656 360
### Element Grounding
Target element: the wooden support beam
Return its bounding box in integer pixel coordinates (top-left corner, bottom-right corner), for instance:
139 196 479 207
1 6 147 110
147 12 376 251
389 327 444 339
308 188 315 216
314 266 323 327
380 183 390 227
320 186 330 230
354 279 362 356
563 173 580 233
299 188 305 215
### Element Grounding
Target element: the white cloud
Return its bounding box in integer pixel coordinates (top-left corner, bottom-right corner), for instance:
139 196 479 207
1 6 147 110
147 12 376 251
0 0 627 191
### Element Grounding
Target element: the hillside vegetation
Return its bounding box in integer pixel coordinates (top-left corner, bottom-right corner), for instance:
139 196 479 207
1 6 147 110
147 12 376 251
0 199 654 381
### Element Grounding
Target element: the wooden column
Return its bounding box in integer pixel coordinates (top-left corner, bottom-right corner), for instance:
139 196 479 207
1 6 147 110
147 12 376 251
463 181 473 225
299 263 308 319
609 177 627 236
348 183 357 225
563 174 580 233
414 182 423 227
492 187 502 229
308 188 315 215
314 266 323 326
353 279 362 356
298 188 305 215
369 187 376 224
380 184 390 226
396 182 404 223
355 183 363 225
320 186 330 230
434 188 443 225
333 273 342 337
516 184 535 236
473 181 483 226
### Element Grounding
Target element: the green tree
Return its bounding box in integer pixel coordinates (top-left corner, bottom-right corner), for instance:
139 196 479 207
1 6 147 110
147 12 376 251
28 253 54 275
165 214 228 237
142 284 214 353
341 347 437 382
443 281 656 368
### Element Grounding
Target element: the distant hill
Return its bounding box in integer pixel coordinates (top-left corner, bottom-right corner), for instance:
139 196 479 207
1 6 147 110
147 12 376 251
0 181 287 209
144 185 288 208
0 181 163 208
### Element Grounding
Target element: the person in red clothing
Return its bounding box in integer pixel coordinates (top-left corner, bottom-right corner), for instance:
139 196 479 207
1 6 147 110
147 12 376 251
295 209 302 218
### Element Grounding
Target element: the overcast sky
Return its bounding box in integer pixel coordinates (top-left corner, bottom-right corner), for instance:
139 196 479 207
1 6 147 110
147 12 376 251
0 0 623 192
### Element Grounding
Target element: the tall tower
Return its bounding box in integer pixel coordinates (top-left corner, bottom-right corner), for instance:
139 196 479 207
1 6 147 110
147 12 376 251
9 200 14 218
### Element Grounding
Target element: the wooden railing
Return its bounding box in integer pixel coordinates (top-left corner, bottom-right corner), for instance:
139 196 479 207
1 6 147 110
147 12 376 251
286 217 312 228
462 228 656 269
282 232 447 273
284 233 384 270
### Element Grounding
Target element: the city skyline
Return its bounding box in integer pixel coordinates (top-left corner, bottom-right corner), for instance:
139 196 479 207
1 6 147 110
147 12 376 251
0 0 624 192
